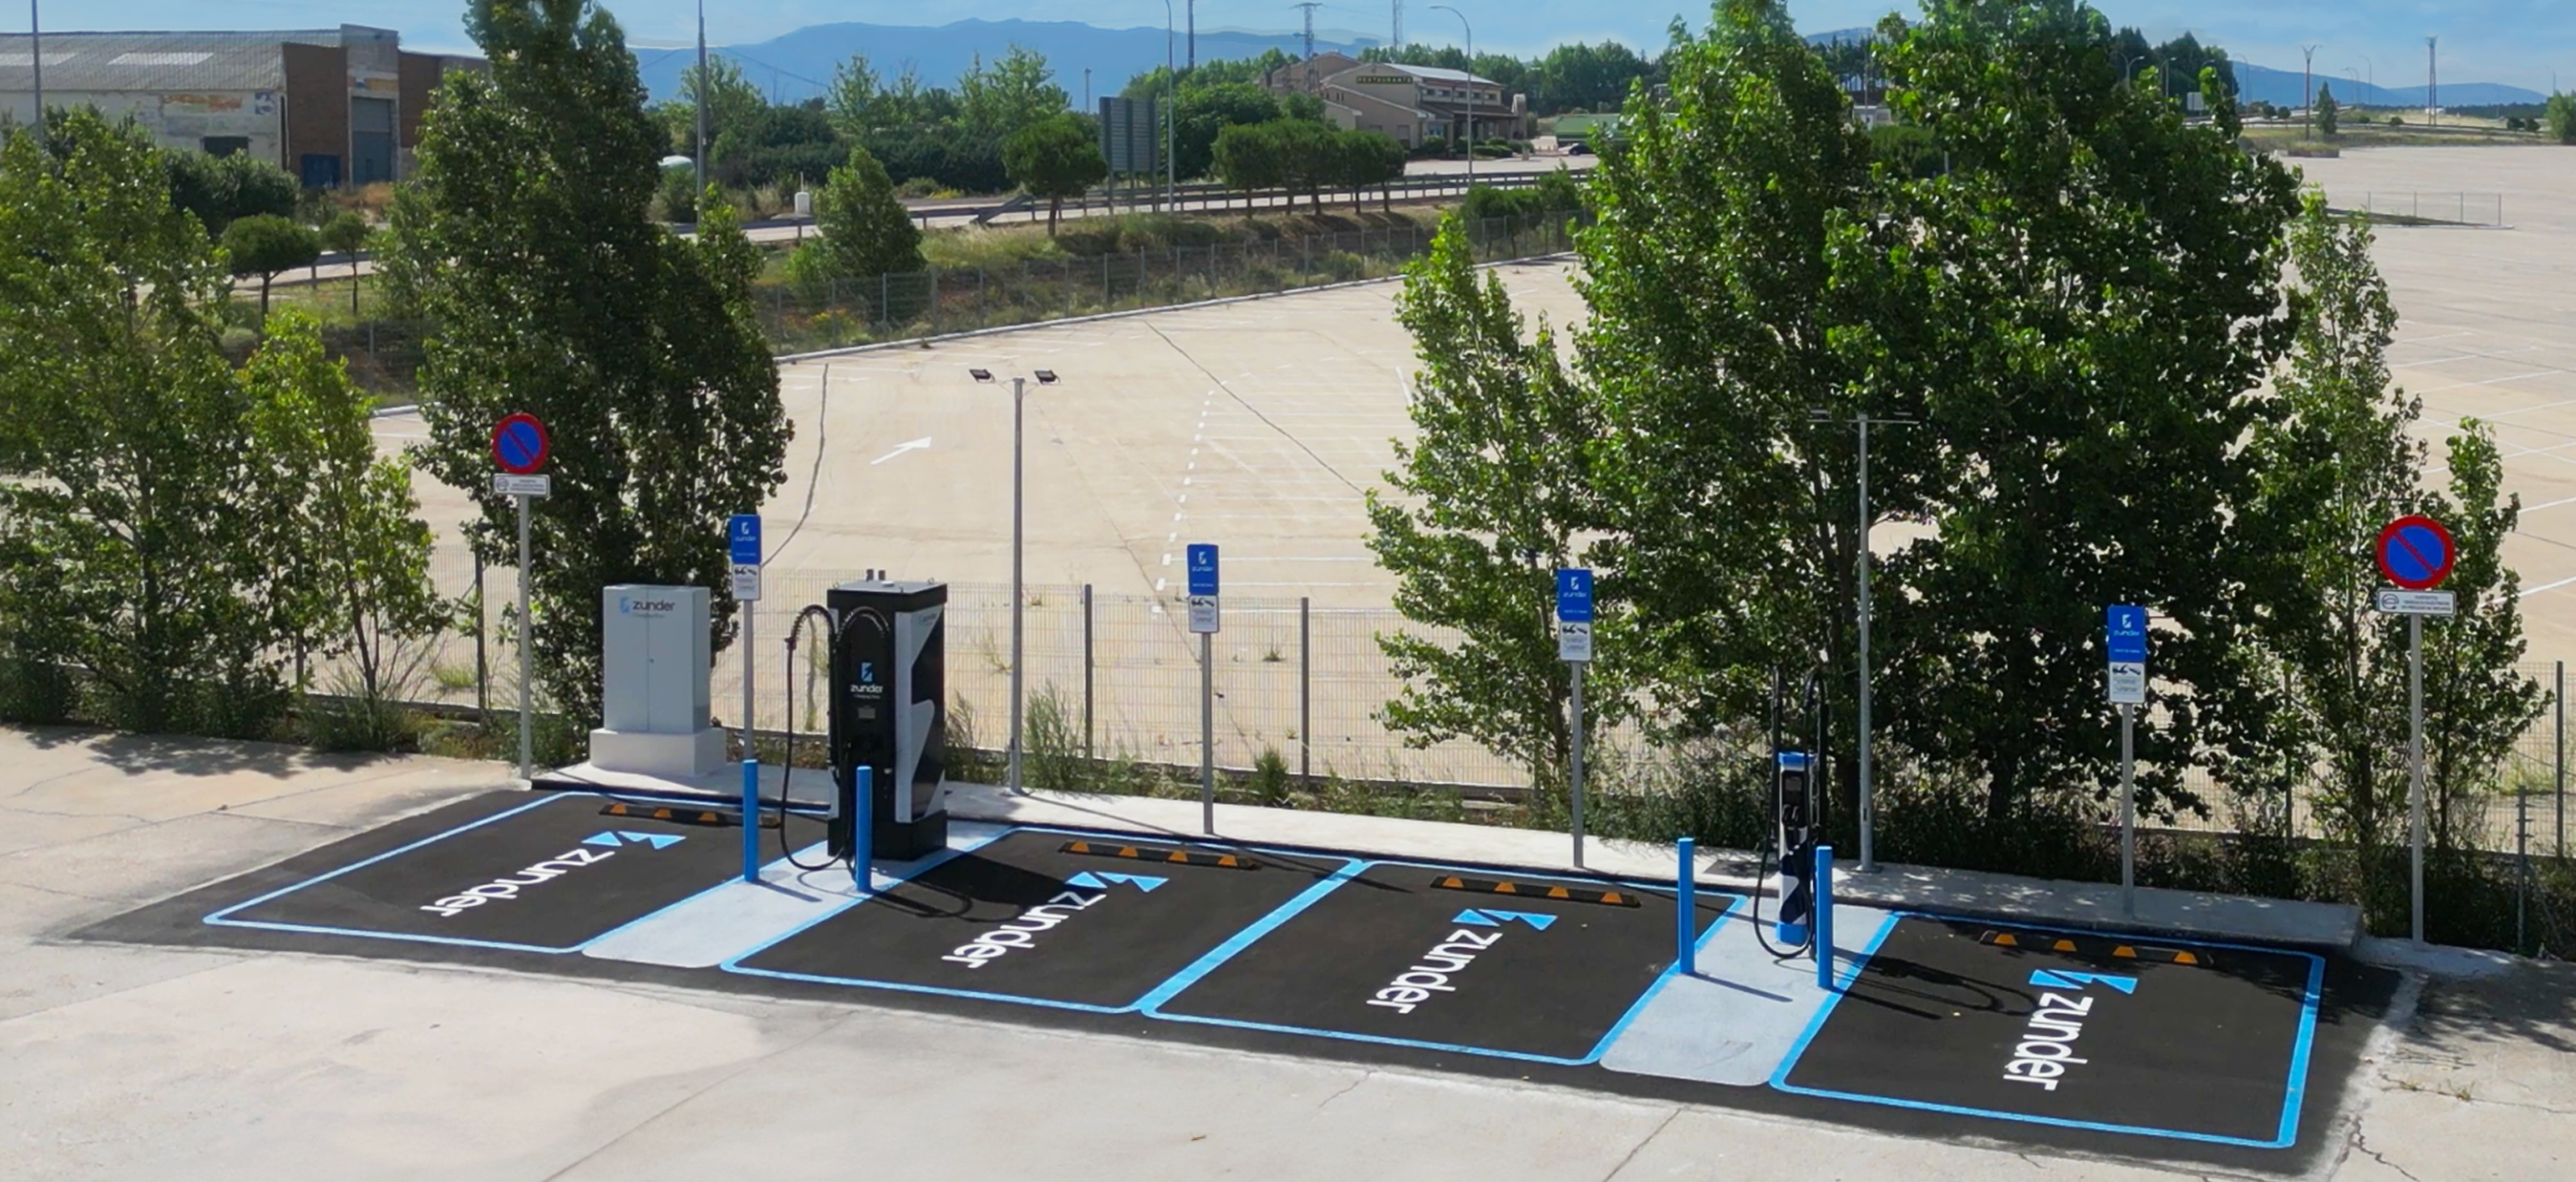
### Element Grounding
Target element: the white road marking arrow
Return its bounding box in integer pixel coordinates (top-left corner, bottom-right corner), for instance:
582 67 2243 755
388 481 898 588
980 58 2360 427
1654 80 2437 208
869 437 932 465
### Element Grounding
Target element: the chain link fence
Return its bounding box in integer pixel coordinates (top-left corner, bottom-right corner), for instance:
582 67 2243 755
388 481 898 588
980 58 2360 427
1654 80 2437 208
2326 191 2505 226
753 214 1579 354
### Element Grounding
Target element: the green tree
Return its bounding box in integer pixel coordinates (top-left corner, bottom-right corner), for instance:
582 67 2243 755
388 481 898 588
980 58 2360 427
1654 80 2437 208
2316 82 2339 137
1868 0 2303 821
2416 424 2545 867
790 142 924 282
1003 113 1107 235
662 55 765 163
1533 41 1655 114
826 53 888 136
220 213 319 324
1211 120 1284 213
2546 92 2576 144
2249 196 2425 893
1270 117 1342 212
385 0 790 729
0 111 288 735
318 210 371 319
1174 82 1282 181
1572 0 1894 818
956 46 1068 142
1334 129 1409 209
241 310 445 732
1368 217 1625 795
165 149 298 238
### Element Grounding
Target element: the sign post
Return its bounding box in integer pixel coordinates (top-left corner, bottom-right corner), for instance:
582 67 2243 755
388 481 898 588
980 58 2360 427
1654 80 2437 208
2106 604 2148 917
1556 568 1595 869
730 514 763 883
2375 514 2458 945
490 413 551 783
1188 544 1220 834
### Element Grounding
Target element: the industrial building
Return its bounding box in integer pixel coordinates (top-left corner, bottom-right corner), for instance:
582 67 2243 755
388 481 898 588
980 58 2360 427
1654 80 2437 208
0 26 482 188
1263 54 1531 148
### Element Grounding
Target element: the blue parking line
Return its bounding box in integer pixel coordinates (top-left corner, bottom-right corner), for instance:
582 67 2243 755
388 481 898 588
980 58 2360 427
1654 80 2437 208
1767 912 2326 1151
202 795 587 954
718 829 1364 1014
1143 858 1746 1067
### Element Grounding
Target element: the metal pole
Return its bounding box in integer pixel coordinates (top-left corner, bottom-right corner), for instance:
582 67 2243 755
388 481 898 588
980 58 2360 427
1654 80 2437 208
1814 844 1835 991
1858 416 1876 872
1164 1 1176 213
740 755 759 884
1081 583 1094 759
692 1 708 190
29 0 43 150
516 493 532 783
1300 596 1312 781
2121 702 2136 917
2410 612 2426 944
473 551 488 723
1010 378 1026 793
741 608 756 766
1200 631 1215 834
1675 836 1697 974
2556 660 2565 860
1571 660 1587 869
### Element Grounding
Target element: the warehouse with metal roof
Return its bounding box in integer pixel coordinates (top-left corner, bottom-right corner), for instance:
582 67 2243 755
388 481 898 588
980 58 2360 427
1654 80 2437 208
0 25 482 188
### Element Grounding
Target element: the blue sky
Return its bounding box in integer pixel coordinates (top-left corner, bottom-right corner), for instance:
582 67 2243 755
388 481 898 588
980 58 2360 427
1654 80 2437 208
23 2 2575 94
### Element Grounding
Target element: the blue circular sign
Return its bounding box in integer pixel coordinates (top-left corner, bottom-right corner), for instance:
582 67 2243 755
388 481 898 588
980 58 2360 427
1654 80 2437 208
2375 515 2454 591
491 412 550 474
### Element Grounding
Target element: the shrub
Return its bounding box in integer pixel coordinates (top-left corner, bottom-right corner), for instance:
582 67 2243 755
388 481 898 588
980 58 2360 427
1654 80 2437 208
165 149 297 238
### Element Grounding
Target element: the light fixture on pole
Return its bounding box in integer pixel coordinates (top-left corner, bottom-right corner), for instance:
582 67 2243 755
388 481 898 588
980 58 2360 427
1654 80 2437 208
1812 408 1915 873
1428 4 1472 184
971 366 1063 795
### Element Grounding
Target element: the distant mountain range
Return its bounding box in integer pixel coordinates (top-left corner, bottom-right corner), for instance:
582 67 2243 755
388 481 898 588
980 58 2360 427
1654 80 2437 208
635 19 1380 106
638 19 2551 114
2228 62 2546 109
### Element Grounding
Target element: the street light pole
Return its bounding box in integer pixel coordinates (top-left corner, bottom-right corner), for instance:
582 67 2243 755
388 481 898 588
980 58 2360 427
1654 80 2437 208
1816 411 1912 872
29 0 43 149
1012 376 1025 794
693 1 708 190
1162 0 1176 213
971 368 1060 794
1430 4 1471 184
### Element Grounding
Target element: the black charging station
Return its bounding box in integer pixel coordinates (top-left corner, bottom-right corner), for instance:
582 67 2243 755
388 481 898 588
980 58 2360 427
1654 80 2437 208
826 578 950 862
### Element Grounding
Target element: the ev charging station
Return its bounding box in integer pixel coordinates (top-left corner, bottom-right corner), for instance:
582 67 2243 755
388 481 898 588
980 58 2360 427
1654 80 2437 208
824 577 951 862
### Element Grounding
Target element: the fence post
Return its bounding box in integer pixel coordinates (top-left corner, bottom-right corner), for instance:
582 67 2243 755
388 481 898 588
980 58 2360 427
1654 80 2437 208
1300 596 1312 781
880 272 890 332
473 552 488 723
2558 660 2566 861
1082 583 1095 759
928 268 940 336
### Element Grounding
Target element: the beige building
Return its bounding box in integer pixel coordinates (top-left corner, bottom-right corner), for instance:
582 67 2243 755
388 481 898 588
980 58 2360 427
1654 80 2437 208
1264 56 1530 148
0 26 481 188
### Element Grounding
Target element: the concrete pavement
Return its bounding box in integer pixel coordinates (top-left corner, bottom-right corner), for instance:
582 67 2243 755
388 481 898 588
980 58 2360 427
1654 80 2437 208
5 723 2573 1180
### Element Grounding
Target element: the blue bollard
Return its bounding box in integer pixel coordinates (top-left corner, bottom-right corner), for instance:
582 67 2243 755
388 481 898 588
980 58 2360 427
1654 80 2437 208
740 759 760 884
1814 844 1835 991
1676 837 1698 974
853 764 874 892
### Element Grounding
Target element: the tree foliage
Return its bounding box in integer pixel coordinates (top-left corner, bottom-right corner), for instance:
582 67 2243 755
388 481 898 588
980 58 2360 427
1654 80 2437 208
386 0 789 729
1003 113 1107 234
1368 217 1626 792
0 112 436 738
2546 92 2576 145
791 143 925 281
165 148 298 238
221 213 319 321
957 46 1070 143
